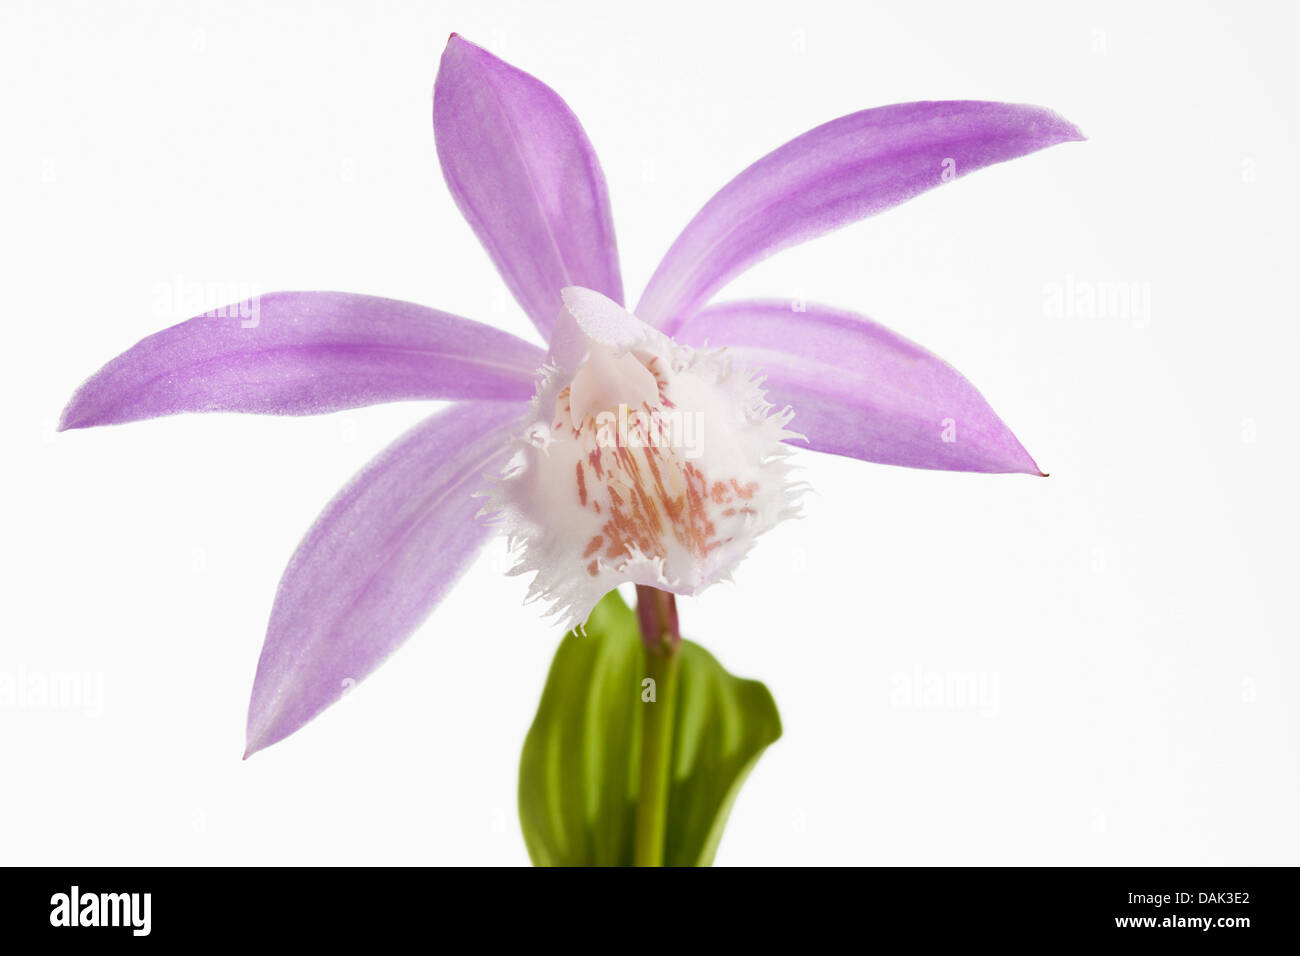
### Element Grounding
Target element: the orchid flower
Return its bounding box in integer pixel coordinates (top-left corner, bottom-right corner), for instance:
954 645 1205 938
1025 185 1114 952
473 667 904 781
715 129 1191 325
59 34 1081 770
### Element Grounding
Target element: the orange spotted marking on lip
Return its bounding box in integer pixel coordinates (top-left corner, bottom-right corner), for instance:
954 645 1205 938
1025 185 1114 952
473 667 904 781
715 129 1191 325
732 478 758 499
557 364 756 579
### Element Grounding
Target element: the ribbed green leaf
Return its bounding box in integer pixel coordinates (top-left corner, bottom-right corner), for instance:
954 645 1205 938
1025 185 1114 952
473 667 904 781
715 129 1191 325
518 590 781 866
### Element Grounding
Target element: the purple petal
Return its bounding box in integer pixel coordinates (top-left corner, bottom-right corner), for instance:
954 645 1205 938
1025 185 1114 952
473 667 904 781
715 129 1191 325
677 300 1044 475
59 292 544 430
638 101 1083 331
244 401 523 757
434 35 623 338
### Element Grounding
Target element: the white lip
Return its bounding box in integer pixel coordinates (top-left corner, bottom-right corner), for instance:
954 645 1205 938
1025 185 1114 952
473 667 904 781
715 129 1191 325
484 287 803 631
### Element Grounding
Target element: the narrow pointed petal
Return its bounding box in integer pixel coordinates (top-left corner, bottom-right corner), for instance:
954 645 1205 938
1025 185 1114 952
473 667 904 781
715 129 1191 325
637 101 1082 331
58 292 544 430
244 401 524 757
434 35 623 338
677 300 1044 475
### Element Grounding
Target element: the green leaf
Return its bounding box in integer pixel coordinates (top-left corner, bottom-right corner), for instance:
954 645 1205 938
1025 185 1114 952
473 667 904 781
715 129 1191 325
518 590 782 866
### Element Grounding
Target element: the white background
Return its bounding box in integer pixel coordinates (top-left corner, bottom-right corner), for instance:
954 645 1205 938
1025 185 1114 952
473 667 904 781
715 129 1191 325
3 0 1297 866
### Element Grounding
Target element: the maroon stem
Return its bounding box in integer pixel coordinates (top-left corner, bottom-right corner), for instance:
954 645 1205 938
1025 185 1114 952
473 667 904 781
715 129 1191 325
634 585 680 653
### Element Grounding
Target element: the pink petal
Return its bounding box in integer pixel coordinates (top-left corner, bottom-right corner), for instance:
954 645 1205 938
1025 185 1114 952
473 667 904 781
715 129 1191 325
244 401 523 756
434 35 623 338
677 300 1044 475
638 101 1082 331
58 292 543 430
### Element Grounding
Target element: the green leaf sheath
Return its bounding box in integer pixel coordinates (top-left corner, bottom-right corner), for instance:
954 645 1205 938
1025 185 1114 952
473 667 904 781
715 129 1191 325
518 590 782 866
